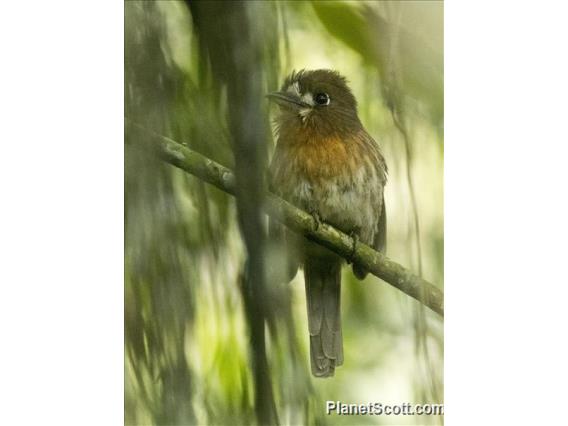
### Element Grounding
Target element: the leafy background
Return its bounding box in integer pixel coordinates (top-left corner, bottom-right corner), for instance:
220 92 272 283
125 1 443 425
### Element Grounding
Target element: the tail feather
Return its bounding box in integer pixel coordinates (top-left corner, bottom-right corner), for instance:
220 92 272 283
304 259 343 377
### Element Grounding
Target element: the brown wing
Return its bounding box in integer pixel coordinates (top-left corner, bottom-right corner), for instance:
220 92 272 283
352 130 387 280
364 131 387 254
353 194 386 280
374 195 387 253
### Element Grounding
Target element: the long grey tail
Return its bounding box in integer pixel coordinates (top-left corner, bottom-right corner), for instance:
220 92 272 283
304 258 343 377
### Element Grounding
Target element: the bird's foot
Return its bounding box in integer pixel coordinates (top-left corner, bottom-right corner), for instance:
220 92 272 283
348 230 359 264
309 210 322 232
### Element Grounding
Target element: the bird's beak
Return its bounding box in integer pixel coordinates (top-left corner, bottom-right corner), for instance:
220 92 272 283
266 91 310 109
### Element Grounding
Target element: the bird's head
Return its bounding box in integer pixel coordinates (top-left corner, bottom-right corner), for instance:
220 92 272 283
268 69 362 137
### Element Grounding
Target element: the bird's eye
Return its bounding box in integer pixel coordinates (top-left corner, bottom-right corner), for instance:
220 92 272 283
314 92 330 106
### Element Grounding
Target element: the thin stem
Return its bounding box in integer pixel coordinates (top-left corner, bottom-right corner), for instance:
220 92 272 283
128 124 444 318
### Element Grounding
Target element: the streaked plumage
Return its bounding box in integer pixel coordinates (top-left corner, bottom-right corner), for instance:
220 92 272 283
268 69 387 377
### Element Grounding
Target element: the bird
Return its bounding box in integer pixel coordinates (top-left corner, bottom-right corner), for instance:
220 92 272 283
267 69 388 377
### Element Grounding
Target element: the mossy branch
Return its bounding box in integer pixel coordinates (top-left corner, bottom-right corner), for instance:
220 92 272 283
134 126 444 317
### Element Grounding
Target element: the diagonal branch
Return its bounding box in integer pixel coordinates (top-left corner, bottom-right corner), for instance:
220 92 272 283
132 125 444 317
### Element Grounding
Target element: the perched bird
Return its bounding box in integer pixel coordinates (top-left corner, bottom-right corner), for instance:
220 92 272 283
268 69 388 377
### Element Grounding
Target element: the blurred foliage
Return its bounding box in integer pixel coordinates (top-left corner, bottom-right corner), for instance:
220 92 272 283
125 1 443 425
312 1 443 124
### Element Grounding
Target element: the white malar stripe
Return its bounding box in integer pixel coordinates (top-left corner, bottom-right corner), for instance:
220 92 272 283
301 92 315 106
299 92 314 122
